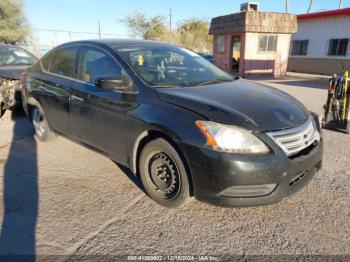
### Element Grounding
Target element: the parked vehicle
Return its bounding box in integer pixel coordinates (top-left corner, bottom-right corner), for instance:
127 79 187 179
198 52 214 63
0 44 38 118
22 39 323 208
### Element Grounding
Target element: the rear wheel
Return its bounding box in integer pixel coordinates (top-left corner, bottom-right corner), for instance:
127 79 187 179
139 138 190 208
30 104 54 141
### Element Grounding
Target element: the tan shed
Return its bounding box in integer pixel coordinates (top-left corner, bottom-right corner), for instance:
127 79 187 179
209 6 297 77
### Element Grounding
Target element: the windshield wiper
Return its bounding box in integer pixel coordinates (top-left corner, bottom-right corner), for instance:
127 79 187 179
196 79 233 86
150 84 185 88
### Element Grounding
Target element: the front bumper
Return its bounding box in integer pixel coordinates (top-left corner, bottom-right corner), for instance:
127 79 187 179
180 138 323 207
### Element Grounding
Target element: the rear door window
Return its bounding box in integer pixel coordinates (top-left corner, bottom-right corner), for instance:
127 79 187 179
77 47 121 84
45 46 78 78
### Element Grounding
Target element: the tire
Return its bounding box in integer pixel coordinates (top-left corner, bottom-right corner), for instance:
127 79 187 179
0 105 5 119
30 103 55 142
139 138 190 208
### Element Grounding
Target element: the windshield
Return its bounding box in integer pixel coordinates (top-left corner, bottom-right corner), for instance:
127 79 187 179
114 45 234 87
0 46 38 66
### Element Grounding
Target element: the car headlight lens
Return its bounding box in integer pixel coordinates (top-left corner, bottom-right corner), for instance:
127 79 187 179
195 121 270 154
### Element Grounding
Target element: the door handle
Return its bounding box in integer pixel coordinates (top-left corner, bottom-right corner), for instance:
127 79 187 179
70 95 84 102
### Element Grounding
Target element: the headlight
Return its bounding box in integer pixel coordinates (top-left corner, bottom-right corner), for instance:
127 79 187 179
195 121 270 154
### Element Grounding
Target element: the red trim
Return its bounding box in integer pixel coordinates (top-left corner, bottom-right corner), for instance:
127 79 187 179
297 8 350 20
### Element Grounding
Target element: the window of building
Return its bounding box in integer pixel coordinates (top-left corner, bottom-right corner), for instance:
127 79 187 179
258 35 277 52
216 35 225 52
328 39 348 56
291 40 309 56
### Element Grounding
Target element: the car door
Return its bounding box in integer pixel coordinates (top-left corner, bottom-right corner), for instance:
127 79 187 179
70 46 136 164
35 46 78 136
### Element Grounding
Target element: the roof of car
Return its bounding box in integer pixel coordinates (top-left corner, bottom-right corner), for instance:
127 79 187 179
0 43 21 47
59 39 177 49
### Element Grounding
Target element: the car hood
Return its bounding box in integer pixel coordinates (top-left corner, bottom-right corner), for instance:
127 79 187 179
157 78 309 132
0 65 30 80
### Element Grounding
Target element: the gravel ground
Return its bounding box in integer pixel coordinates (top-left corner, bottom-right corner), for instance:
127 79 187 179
0 77 349 260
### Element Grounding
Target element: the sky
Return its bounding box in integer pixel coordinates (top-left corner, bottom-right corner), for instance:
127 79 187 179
23 0 350 48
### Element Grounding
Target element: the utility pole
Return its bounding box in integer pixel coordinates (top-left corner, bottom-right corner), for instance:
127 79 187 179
54 31 58 45
307 0 313 13
169 8 172 31
285 0 288 13
339 0 344 9
98 20 101 39
68 31 72 41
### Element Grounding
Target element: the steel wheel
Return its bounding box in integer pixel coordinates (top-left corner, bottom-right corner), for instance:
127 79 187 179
147 152 180 199
139 138 191 208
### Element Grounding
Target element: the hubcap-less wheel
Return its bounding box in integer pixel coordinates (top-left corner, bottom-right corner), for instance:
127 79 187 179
147 152 180 199
139 138 191 208
32 108 46 138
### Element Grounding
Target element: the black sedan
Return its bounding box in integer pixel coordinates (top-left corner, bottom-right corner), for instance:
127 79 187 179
22 39 323 208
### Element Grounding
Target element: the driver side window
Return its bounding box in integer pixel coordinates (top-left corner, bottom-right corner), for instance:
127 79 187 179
78 47 121 84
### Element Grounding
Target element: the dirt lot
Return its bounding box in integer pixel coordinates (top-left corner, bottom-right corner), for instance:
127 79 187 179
0 77 349 259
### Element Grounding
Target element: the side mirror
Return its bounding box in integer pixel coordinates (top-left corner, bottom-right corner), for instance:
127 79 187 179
95 77 124 90
95 74 135 93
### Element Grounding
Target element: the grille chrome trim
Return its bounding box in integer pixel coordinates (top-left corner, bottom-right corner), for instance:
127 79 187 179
267 118 320 157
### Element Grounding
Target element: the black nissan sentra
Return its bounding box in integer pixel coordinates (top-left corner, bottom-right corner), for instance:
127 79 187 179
22 39 323 208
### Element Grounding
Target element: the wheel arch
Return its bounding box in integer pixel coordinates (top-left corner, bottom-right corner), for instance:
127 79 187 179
25 97 41 119
131 128 194 197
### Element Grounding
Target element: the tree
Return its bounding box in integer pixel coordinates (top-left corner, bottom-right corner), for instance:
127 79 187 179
121 13 212 52
176 18 212 52
0 0 30 44
121 12 167 40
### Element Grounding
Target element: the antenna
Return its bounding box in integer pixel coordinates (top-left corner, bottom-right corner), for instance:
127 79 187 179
307 0 313 13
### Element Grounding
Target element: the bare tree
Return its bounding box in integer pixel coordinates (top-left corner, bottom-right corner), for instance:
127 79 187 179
307 0 313 13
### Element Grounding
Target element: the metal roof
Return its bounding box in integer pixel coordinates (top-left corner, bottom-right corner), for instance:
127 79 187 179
297 8 350 20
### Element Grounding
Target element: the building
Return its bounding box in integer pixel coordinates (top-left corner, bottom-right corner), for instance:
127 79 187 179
288 8 350 75
209 5 297 77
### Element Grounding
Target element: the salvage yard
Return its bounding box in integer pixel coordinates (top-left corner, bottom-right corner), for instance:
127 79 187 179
0 76 350 258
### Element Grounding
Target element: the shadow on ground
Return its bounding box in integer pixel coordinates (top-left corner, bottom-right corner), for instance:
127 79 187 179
0 111 38 261
116 163 145 194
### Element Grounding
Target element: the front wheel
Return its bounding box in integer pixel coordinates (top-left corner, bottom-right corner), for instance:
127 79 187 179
139 138 191 208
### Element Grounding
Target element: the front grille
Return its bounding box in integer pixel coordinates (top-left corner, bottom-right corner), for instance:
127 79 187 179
267 118 320 157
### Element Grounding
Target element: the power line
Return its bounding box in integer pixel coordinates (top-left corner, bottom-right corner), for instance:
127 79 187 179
32 27 129 37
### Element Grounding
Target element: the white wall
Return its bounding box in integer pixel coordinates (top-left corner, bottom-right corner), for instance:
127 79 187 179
291 15 350 59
